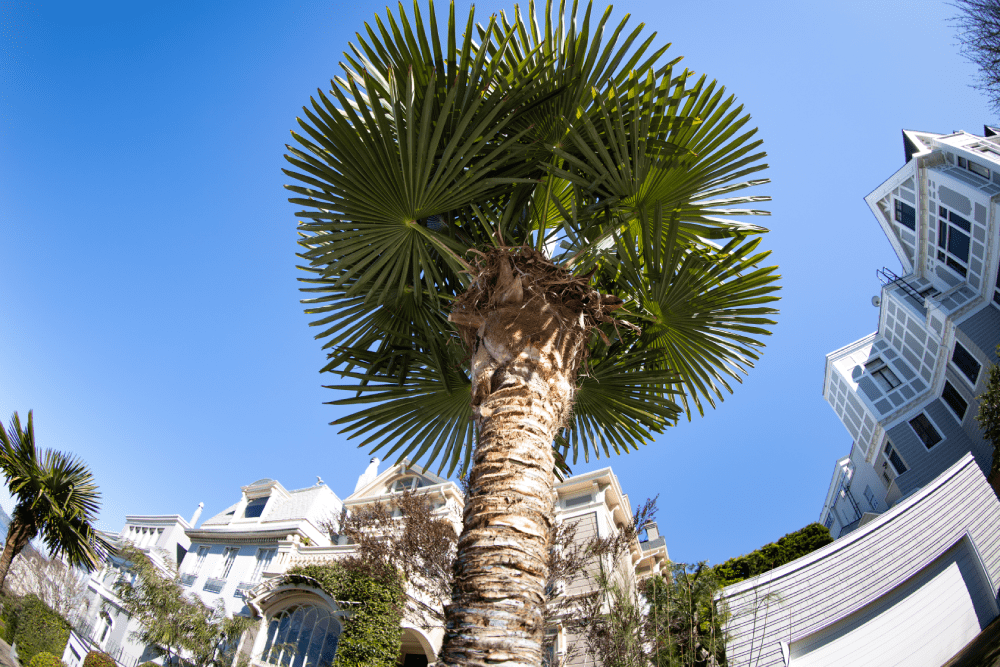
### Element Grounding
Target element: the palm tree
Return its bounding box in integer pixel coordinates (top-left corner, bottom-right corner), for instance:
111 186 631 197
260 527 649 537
283 1 779 664
0 411 110 592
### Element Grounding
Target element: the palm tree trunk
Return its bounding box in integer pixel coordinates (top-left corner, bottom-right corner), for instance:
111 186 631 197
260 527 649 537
0 517 34 594
442 257 588 667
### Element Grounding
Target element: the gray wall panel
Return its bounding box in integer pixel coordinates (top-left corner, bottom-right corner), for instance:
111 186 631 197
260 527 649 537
958 306 1000 362
719 457 1000 667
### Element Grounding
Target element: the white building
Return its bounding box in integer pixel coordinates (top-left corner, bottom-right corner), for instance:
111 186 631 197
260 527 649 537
65 459 667 667
721 453 1000 667
819 127 1000 538
64 514 195 667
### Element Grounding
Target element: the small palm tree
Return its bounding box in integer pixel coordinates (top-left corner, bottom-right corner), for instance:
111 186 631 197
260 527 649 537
284 1 780 664
0 411 110 592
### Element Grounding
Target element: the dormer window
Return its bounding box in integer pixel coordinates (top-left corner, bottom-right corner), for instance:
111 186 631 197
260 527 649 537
390 476 425 493
245 497 269 518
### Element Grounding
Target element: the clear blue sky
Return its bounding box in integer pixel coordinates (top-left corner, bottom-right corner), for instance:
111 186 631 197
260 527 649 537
0 0 991 565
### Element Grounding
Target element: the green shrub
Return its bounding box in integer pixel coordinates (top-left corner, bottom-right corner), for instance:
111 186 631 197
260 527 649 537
138 662 159 667
28 652 66 667
287 559 405 667
83 652 115 667
714 523 833 587
1 594 70 663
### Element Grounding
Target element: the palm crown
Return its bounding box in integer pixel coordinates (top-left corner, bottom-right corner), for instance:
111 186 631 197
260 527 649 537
285 0 780 476
0 411 110 591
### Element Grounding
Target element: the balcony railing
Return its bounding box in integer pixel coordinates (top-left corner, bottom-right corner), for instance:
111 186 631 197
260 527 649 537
234 581 255 598
180 573 197 587
70 617 138 667
203 577 226 593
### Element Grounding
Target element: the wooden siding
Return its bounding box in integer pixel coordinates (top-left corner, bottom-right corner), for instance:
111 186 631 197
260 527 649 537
888 398 992 498
789 539 991 667
957 305 1000 364
718 454 1000 667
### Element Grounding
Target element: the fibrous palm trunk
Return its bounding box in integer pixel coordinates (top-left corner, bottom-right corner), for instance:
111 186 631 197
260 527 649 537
0 516 34 593
442 248 619 667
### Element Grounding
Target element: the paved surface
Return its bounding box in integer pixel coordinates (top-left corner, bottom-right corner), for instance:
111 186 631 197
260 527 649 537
0 638 20 667
944 616 1000 667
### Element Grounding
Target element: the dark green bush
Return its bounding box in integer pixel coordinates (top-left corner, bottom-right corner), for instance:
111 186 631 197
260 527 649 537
139 662 158 667
287 559 405 667
28 652 66 667
714 523 833 586
1 594 70 663
83 652 115 667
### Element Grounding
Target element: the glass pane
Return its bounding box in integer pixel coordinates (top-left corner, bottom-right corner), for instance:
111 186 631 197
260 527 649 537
938 220 947 248
292 608 319 667
946 257 968 277
952 343 982 385
274 613 293 665
948 228 970 261
949 211 972 232
319 631 340 667
305 616 331 667
943 382 968 420
262 619 280 660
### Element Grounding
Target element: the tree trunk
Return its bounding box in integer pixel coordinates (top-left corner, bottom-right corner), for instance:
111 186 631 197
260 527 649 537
0 517 35 594
442 251 589 667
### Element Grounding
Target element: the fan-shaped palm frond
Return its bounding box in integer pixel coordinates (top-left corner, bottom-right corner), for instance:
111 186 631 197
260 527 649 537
285 0 779 474
0 411 110 591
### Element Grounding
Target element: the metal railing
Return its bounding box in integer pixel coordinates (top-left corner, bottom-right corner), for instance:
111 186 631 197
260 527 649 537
203 577 226 593
70 617 139 667
180 573 197 587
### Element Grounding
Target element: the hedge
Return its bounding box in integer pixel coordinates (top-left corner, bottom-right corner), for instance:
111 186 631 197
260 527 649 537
83 652 115 667
714 523 833 586
286 559 405 667
0 594 70 663
28 652 66 667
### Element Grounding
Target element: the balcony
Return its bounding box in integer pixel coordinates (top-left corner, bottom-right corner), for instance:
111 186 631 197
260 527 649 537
180 573 196 587
203 577 226 593
234 581 255 598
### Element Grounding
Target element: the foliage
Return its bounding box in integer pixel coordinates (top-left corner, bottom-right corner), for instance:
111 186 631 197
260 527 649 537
112 544 252 667
112 545 194 665
712 523 832 587
28 652 66 667
82 652 115 667
978 346 1000 478
284 0 780 475
328 487 458 618
0 410 111 592
139 663 159 667
287 560 406 667
1 594 71 664
575 499 662 667
953 0 1000 113
7 550 87 620
645 564 727 667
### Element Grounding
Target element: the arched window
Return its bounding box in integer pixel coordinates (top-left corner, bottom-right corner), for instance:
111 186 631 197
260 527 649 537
259 603 340 667
389 476 424 493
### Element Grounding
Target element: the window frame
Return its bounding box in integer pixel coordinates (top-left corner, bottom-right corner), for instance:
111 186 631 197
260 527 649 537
936 205 972 278
894 199 916 230
251 547 277 582
951 342 982 387
942 381 969 422
258 601 342 667
218 546 240 579
190 545 210 575
863 485 879 510
909 412 944 450
883 441 909 475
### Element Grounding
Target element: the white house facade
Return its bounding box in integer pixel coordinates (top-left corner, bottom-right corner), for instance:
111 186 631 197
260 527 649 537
820 127 1000 538
64 459 667 667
